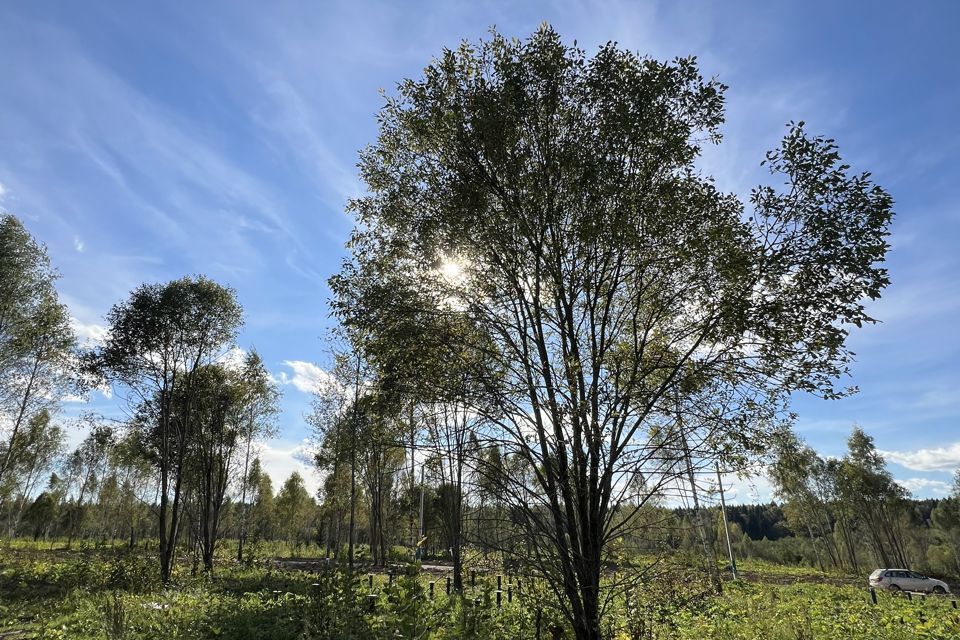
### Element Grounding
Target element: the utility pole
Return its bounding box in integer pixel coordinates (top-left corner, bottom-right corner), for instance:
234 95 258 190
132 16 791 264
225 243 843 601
676 394 720 591
716 461 738 581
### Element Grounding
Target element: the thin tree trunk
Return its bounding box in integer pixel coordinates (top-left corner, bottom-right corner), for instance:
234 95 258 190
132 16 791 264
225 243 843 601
0 357 40 486
806 523 825 571
237 421 253 563
409 403 416 552
452 482 463 592
348 353 360 570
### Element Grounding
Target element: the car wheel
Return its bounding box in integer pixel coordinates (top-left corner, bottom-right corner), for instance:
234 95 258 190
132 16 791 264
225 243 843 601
933 586 945 594
888 584 901 592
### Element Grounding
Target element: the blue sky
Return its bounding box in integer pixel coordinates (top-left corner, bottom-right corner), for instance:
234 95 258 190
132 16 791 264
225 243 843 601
1 1 957 501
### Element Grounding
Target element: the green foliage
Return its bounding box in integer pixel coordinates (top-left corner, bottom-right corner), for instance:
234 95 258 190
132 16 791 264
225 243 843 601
106 554 157 592
0 214 77 508
3 544 959 639
275 472 318 550
301 566 528 640
301 569 371 639
1 547 311 640
666 581 959 640
771 426 919 574
333 22 894 638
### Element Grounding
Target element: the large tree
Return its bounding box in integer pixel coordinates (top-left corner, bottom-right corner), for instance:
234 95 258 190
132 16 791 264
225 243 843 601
332 26 893 639
0 215 76 490
94 276 242 582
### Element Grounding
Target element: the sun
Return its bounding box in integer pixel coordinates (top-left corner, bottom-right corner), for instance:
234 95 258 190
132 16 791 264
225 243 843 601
440 259 463 281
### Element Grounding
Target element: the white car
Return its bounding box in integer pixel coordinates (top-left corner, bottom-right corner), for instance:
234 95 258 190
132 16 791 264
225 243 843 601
869 569 950 594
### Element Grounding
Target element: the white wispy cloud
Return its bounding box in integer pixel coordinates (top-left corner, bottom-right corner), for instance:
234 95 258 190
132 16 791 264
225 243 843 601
720 472 776 505
882 442 960 472
0 14 329 295
257 439 319 496
907 388 960 412
896 477 953 495
70 317 108 347
277 360 332 394
245 70 363 209
218 346 248 372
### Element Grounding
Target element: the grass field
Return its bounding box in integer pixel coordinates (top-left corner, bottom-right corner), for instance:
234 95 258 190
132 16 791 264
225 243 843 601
1 540 958 639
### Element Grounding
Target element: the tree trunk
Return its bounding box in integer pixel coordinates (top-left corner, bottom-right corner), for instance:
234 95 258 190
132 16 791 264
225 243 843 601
409 403 416 553
159 487 170 582
334 507 342 560
237 425 253 563
161 459 185 583
0 358 40 487
324 513 333 559
453 445 464 591
347 354 360 570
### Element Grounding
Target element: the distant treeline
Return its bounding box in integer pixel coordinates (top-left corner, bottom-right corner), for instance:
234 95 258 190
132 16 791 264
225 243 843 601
673 504 791 542
674 498 945 543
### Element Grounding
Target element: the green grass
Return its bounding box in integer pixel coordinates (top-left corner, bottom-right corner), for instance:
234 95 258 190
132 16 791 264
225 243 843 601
734 557 854 580
663 580 959 640
0 544 313 639
2 540 958 639
0 542 541 639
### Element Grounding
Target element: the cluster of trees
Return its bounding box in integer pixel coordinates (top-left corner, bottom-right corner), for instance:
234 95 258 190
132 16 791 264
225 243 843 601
318 25 894 640
723 504 792 541
1 24 913 640
310 361 535 571
0 215 77 529
771 426 960 578
307 403 960 583
0 212 314 581
91 280 284 579
6 421 319 562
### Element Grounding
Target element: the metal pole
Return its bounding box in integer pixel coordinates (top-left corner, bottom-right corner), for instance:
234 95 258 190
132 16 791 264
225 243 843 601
715 462 738 580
